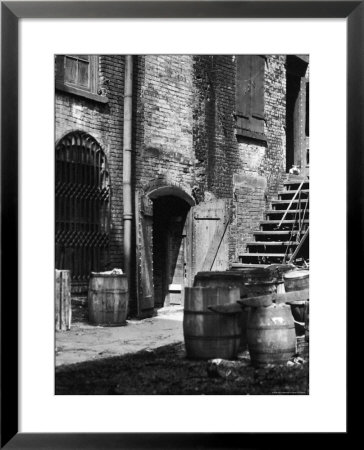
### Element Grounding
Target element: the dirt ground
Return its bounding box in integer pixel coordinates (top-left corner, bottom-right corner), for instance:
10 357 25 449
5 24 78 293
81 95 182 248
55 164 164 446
55 301 309 395
56 301 184 367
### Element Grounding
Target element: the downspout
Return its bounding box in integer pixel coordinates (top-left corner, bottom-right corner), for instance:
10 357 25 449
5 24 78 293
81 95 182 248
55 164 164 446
123 55 133 295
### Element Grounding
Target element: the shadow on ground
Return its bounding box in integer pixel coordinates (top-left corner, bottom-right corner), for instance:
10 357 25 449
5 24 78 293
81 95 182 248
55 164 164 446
56 342 309 395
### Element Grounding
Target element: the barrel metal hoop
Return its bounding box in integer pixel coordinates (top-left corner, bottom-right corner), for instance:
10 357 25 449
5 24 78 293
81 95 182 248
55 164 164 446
248 325 295 330
90 289 128 294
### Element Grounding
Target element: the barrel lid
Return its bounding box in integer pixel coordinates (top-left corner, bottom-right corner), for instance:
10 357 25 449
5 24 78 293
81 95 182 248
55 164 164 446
90 271 126 278
283 270 309 280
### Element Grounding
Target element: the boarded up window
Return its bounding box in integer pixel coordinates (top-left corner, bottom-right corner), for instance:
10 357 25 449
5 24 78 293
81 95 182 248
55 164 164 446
236 55 265 140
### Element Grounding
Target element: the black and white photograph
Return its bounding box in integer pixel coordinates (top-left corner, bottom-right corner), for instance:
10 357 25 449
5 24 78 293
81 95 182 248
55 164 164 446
54 54 310 395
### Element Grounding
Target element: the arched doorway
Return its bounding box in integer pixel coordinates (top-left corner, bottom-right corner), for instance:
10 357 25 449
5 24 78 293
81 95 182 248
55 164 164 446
135 186 194 317
55 131 110 292
153 195 190 307
135 186 231 318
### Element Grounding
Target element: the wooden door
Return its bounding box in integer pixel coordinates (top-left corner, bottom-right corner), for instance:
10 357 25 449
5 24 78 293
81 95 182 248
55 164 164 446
188 199 231 284
135 193 154 318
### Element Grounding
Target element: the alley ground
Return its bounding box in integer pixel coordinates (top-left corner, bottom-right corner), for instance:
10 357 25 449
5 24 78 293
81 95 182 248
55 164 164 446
55 301 309 395
56 301 184 367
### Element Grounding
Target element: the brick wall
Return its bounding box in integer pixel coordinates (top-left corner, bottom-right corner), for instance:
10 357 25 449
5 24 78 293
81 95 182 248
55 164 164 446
192 55 287 259
55 55 125 270
56 54 293 305
135 55 196 196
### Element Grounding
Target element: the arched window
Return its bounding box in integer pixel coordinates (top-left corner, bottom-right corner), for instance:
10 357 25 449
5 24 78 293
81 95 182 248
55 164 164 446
55 131 110 290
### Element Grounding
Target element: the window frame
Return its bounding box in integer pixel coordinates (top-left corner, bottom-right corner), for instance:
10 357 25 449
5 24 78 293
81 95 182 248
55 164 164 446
55 54 108 104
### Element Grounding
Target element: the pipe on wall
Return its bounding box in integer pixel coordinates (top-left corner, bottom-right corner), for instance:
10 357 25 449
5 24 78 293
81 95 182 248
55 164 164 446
123 55 133 294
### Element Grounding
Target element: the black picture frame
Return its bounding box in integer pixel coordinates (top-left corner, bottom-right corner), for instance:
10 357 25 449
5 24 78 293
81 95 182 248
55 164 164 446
1 1 356 448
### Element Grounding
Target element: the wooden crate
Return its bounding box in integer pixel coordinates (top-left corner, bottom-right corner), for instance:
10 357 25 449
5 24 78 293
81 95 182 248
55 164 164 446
55 270 72 331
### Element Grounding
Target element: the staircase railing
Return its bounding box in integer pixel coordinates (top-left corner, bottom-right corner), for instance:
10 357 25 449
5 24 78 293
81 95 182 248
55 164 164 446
276 179 306 230
282 178 309 264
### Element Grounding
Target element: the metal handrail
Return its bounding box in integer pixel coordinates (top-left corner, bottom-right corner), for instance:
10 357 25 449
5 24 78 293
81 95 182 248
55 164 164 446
288 226 309 264
276 179 306 230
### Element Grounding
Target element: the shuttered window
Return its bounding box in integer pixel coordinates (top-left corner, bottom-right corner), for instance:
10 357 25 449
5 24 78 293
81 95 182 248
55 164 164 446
55 55 108 103
235 55 265 140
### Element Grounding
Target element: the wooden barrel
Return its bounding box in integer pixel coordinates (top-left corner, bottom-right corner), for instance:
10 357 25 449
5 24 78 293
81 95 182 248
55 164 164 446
247 303 296 367
268 264 295 293
88 273 128 325
283 269 309 292
55 270 72 331
193 271 249 349
183 286 242 360
229 266 278 297
193 271 248 298
283 270 309 336
304 300 309 342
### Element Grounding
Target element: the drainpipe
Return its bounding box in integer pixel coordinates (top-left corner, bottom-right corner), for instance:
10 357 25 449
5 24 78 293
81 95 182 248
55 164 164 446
123 56 133 293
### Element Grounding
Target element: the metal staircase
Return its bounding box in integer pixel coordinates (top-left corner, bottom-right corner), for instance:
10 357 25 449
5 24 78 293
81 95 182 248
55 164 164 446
236 177 309 267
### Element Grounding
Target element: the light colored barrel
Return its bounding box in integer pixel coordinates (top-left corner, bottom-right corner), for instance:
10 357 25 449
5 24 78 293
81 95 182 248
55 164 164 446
55 269 72 331
247 303 296 367
183 286 242 360
283 269 309 292
88 273 128 325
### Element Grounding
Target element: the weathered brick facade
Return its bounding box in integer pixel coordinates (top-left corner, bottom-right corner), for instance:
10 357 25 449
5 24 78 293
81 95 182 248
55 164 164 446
56 56 125 270
55 54 308 313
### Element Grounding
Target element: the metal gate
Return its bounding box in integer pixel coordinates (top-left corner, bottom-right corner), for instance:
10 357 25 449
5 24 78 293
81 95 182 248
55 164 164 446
55 131 110 291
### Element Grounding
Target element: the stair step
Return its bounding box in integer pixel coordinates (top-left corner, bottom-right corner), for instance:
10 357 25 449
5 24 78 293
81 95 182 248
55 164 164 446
241 252 286 258
260 220 309 230
246 241 299 247
230 263 270 269
284 179 309 189
272 199 309 208
254 230 301 235
253 230 306 241
260 220 309 225
266 209 309 214
278 189 309 198
239 254 286 263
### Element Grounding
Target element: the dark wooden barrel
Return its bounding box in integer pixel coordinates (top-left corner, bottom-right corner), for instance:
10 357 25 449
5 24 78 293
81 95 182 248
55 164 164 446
229 266 278 297
283 270 309 336
88 273 128 325
193 271 248 297
193 271 248 349
183 286 242 360
247 304 296 367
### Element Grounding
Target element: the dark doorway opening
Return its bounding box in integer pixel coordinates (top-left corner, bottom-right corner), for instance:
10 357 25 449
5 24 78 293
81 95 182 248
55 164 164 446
286 71 301 172
153 196 190 308
286 56 309 174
